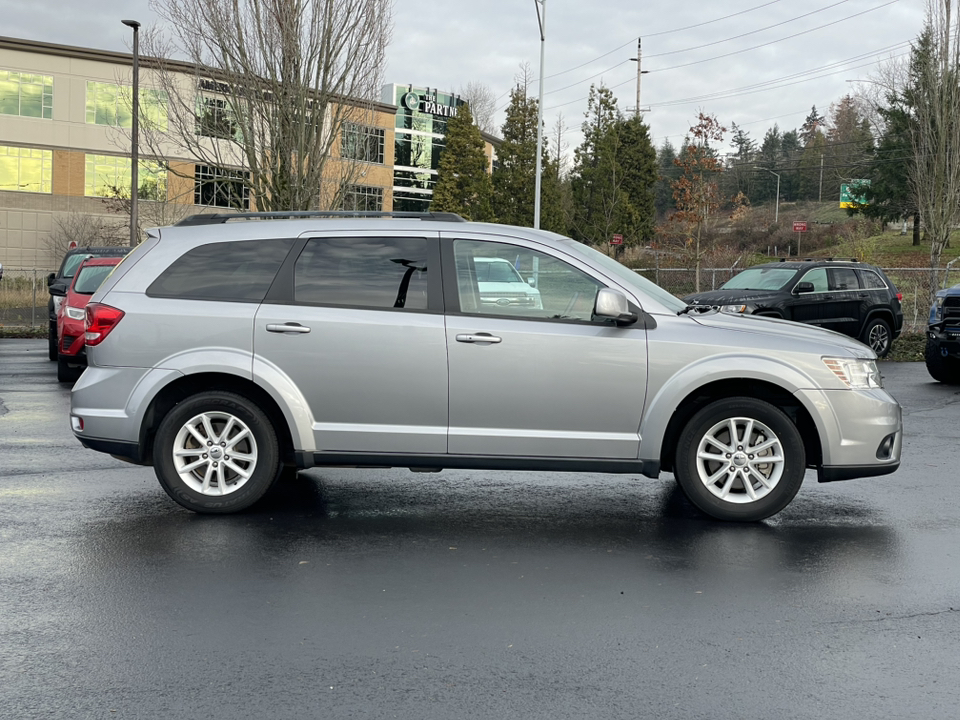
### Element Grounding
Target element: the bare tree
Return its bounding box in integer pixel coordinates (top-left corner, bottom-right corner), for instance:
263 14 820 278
44 213 127 262
910 0 960 298
458 81 497 134
141 0 393 212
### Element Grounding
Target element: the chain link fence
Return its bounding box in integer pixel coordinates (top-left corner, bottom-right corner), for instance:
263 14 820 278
0 268 51 328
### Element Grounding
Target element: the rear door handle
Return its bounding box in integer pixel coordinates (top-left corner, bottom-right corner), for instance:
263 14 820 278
456 333 502 344
266 322 311 334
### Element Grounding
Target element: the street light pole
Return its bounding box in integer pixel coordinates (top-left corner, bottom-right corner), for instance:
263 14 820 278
122 19 140 247
754 167 781 224
533 0 546 229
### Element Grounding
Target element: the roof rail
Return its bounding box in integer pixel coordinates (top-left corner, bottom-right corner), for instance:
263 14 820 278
175 211 467 226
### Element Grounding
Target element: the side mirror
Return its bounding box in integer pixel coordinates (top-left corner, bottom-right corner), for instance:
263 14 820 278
595 288 638 326
794 281 815 294
47 272 56 287
526 277 537 288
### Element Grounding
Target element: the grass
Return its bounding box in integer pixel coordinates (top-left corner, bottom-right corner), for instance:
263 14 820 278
884 332 926 363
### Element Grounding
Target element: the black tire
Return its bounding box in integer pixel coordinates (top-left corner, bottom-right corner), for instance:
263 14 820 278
674 397 806 522
924 338 960 384
861 317 892 358
57 354 82 384
48 324 58 361
154 391 281 514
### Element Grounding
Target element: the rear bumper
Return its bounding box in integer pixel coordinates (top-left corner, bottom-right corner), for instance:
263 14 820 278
76 436 149 465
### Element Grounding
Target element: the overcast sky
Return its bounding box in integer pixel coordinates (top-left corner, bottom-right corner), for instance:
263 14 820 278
1 0 927 159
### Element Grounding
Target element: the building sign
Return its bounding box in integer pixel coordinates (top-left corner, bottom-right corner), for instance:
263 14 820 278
840 180 871 208
401 89 458 118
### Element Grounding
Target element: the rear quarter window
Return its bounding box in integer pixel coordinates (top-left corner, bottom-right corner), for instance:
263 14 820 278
147 238 295 302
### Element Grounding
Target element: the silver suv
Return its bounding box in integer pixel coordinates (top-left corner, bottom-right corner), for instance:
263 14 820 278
70 212 902 521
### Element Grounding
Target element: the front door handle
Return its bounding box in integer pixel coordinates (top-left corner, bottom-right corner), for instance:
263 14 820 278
456 333 502 344
266 322 311 334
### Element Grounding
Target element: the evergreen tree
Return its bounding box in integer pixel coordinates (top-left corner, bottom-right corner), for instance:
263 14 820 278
655 139 680 217
430 103 494 222
800 105 825 146
728 122 757 199
616 115 658 245
491 85 540 227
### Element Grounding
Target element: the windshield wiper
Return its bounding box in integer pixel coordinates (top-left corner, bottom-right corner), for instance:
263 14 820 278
678 304 718 316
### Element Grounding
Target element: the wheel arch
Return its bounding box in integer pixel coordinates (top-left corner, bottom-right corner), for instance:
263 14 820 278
649 377 822 474
139 373 298 467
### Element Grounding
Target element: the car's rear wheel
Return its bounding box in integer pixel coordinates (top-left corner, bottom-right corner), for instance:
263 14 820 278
861 317 892 357
924 338 960 384
674 398 805 522
154 391 281 513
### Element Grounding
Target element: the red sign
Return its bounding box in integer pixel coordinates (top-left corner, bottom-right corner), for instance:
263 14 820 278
68 241 78 249
793 221 808 233
610 234 623 245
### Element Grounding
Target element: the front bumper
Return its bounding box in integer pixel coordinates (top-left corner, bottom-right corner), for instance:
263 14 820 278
928 325 960 359
795 385 902 482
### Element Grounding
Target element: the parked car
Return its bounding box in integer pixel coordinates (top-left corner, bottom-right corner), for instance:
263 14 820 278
70 212 902 522
47 246 133 360
474 256 543 309
683 259 903 357
56 256 124 383
924 282 960 383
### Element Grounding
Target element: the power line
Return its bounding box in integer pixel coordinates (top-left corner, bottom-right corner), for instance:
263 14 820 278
648 0 901 74
645 0 857 59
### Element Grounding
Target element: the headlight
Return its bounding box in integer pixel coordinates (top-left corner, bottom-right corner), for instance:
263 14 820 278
66 305 86 320
935 296 945 320
53 295 65 313
720 304 749 314
822 357 883 389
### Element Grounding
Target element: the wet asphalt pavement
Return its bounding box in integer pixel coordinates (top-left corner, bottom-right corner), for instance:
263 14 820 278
1 338 959 719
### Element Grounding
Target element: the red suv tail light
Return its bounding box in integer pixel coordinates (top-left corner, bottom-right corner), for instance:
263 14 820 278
897 292 903 302
85 303 125 346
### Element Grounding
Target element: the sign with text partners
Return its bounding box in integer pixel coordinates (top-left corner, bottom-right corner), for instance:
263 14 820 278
840 180 871 209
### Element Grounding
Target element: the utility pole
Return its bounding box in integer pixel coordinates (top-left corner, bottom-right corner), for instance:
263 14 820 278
629 38 650 117
819 153 824 204
533 0 546 229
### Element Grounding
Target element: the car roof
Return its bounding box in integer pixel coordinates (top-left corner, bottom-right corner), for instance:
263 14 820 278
77 256 124 267
752 258 872 270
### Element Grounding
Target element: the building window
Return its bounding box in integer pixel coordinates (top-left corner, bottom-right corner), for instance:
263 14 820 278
84 154 167 200
0 70 53 119
342 185 383 212
341 123 385 164
0 145 52 193
195 165 250 209
196 95 239 140
85 81 168 131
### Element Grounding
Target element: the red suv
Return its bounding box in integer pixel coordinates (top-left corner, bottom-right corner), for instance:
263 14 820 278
56 256 124 383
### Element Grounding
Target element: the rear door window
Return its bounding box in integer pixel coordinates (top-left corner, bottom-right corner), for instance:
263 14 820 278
147 238 295 302
293 236 432 310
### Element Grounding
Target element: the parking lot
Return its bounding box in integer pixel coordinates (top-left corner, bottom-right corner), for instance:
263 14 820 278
2 337 959 719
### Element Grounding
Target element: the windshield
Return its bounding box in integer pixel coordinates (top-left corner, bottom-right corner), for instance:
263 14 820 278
62 254 94 278
721 267 796 291
475 259 524 283
73 264 117 294
573 242 687 313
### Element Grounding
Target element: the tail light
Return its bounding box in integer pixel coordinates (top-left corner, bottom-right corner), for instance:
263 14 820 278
896 292 903 302
85 303 124 346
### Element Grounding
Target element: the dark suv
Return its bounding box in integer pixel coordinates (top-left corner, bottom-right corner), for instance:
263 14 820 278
46 246 132 360
684 259 903 357
925 282 960 383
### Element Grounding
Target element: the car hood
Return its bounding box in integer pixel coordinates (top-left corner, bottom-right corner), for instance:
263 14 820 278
689 310 873 358
683 289 780 305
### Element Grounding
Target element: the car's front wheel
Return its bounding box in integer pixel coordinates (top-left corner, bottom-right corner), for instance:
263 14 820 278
56 355 82 384
861 317 892 357
674 398 806 522
48 323 58 361
924 338 960 384
154 391 281 513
